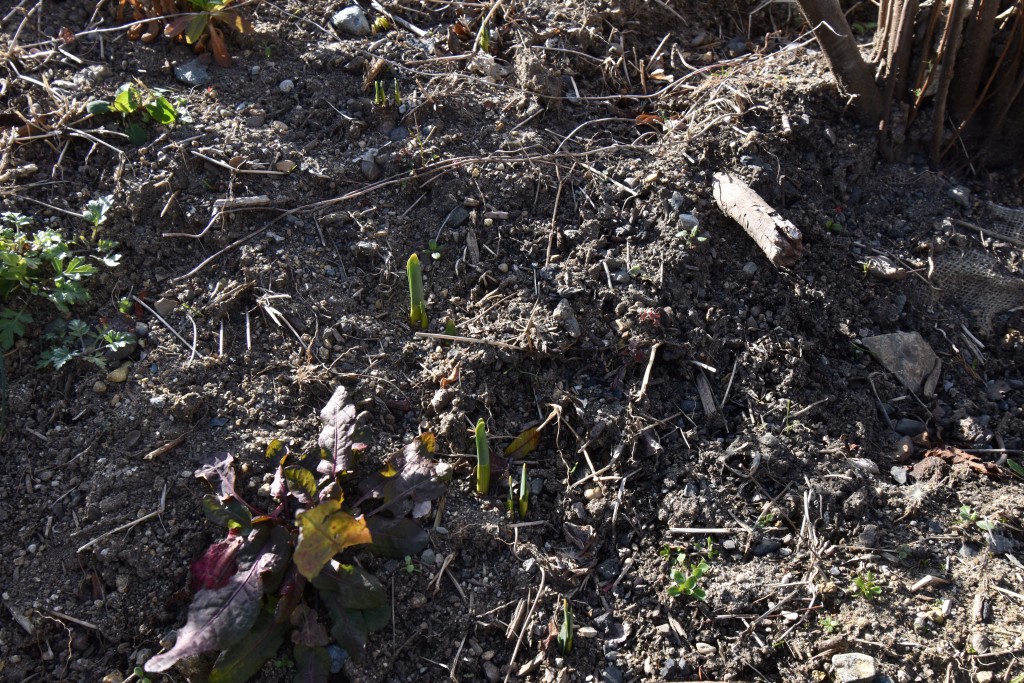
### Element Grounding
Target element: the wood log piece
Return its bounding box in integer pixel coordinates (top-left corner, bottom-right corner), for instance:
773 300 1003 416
712 172 804 267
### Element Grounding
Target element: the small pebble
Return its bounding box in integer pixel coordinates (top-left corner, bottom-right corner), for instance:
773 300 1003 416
695 642 716 655
497 263 509 273
106 363 131 383
577 626 598 638
832 652 877 683
93 381 108 394
279 79 295 93
331 6 371 36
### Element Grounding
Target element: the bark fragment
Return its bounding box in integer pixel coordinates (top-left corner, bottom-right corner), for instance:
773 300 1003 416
712 173 803 267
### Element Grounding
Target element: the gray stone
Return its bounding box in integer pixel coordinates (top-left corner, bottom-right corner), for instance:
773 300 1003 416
858 524 879 548
596 558 620 580
949 185 970 208
752 540 782 556
894 418 927 436
359 157 381 181
553 298 581 337
832 652 877 683
331 6 370 36
602 665 623 683
741 261 759 277
173 59 208 86
278 79 295 93
860 331 941 398
153 297 178 317
482 661 500 683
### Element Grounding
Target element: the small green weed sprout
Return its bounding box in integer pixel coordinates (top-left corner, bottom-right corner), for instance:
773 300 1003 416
407 253 427 329
557 599 573 654
372 16 390 33
825 218 843 234
373 80 387 107
479 21 491 53
851 571 882 599
818 615 840 634
38 319 134 370
87 82 179 145
83 195 113 240
518 463 529 518
474 418 490 495
0 212 122 352
958 505 998 531
667 554 709 600
699 536 717 561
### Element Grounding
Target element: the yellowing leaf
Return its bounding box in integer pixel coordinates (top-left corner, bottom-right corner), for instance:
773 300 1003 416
265 439 287 462
419 432 437 453
504 427 540 459
294 501 372 579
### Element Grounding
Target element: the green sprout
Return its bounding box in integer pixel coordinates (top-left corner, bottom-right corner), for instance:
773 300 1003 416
372 16 390 33
818 615 840 634
557 599 573 654
444 318 456 336
518 463 529 518
479 21 491 53
83 195 113 240
667 554 709 600
475 418 489 495
851 571 882 599
393 79 401 107
407 253 427 329
373 80 387 107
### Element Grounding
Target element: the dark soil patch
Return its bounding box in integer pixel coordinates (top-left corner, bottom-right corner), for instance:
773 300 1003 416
2 1 1023 682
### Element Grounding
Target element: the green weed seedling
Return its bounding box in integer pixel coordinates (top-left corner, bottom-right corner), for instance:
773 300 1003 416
144 386 447 679
0 212 121 353
852 571 882 599
475 418 490 495
87 82 180 145
818 615 840 634
667 554 709 601
83 195 113 240
557 599 573 654
38 319 134 370
407 253 427 329
957 505 997 531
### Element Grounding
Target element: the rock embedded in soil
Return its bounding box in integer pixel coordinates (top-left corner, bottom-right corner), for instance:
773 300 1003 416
831 653 877 683
173 59 208 86
331 6 370 36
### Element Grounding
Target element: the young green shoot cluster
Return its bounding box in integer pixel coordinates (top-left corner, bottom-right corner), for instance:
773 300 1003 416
558 599 573 654
475 418 489 495
667 554 709 601
852 571 882 600
407 253 427 329
506 463 529 518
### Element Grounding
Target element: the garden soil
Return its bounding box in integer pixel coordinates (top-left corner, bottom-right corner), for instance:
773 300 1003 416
2 1 1024 682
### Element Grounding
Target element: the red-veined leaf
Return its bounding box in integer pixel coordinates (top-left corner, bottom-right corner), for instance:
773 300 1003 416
190 534 243 591
365 516 428 558
311 561 387 610
207 609 288 683
145 528 287 673
293 644 331 683
317 386 361 479
195 452 238 499
290 604 330 647
321 593 390 661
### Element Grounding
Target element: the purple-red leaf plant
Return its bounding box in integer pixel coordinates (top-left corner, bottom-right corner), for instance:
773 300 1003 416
145 386 447 681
